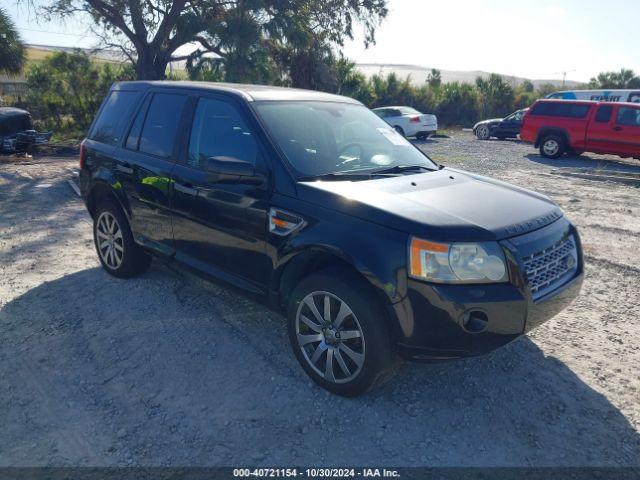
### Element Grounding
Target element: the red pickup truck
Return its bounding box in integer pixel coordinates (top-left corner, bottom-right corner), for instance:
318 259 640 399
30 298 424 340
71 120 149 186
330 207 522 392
520 99 640 159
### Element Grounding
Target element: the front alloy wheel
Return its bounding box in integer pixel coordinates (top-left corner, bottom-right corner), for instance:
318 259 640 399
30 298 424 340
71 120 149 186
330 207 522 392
476 125 490 140
96 211 124 270
287 269 397 396
295 291 365 384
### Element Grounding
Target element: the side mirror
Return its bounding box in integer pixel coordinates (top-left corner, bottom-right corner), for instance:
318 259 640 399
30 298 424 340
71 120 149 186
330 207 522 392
206 156 255 178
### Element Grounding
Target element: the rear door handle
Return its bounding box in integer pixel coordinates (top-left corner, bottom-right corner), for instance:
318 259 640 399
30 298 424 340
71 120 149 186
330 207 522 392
115 163 133 174
174 183 198 196
613 126 623 132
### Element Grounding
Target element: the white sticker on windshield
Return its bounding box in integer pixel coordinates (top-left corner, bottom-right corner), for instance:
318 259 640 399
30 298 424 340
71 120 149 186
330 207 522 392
377 127 407 146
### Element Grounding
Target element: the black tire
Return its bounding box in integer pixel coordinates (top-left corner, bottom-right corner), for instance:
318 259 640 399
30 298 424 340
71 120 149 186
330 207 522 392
416 133 427 141
393 126 405 137
539 134 565 159
93 200 151 278
286 268 397 396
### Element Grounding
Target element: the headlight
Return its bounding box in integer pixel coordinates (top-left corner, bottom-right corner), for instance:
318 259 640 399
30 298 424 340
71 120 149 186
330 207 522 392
409 237 508 284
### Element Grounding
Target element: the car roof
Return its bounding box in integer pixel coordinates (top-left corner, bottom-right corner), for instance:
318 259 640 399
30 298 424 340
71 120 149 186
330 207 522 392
373 106 417 110
0 107 31 119
536 99 597 104
535 99 638 107
111 81 362 105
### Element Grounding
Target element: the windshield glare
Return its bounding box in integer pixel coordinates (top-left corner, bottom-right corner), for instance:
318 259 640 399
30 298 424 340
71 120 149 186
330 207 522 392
253 101 437 178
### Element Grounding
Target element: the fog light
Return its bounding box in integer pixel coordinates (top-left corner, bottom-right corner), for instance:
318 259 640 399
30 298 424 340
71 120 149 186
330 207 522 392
461 310 489 334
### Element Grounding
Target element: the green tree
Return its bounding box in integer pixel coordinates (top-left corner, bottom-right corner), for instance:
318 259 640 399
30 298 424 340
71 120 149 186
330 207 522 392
25 51 135 133
0 8 25 75
327 56 374 105
427 68 441 89
536 82 558 97
520 79 534 93
413 84 438 115
436 82 479 126
588 69 640 89
370 72 414 107
44 0 388 81
475 73 514 118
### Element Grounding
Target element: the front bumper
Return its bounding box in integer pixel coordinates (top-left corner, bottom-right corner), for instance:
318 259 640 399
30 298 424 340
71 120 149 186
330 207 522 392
394 218 584 360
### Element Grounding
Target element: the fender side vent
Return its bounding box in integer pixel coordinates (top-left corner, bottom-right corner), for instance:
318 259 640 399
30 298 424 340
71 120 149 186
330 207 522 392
269 208 305 236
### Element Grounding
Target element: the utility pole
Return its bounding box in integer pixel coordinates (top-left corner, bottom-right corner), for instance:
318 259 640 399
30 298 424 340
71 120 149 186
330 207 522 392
554 70 576 88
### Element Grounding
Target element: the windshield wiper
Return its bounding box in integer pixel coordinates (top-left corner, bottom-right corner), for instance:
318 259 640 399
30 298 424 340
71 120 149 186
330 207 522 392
370 164 437 175
297 171 375 182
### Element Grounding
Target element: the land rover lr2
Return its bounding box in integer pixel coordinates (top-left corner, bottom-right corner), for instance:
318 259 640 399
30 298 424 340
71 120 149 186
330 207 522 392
80 81 583 396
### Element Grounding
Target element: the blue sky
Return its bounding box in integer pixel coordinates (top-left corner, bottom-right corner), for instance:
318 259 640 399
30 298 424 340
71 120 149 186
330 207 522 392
6 0 640 82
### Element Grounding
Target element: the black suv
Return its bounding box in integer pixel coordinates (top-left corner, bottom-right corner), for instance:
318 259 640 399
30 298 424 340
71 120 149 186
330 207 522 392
80 81 583 396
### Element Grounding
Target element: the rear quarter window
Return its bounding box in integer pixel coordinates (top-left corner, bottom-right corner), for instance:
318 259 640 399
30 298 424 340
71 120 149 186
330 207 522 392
89 90 142 146
138 93 187 158
530 102 591 119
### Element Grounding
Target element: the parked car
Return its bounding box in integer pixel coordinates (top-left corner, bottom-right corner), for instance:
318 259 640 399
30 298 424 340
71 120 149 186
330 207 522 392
0 107 52 155
80 82 583 396
372 106 437 139
520 99 640 159
473 108 528 140
546 89 640 104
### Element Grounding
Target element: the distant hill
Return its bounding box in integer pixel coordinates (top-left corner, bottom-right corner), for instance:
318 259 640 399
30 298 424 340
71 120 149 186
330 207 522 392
356 63 583 89
25 44 125 65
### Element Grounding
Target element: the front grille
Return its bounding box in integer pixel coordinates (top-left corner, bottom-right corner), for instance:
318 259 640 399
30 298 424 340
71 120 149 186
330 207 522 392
523 235 578 299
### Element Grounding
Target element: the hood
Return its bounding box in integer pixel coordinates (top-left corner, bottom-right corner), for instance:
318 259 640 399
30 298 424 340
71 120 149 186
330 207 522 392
474 117 503 128
296 168 562 242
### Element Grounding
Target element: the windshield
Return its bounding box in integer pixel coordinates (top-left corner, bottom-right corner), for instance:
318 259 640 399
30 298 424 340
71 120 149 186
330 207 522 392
253 101 438 179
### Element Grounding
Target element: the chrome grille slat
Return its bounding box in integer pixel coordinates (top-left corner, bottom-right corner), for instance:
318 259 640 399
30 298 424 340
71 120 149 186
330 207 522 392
523 235 578 299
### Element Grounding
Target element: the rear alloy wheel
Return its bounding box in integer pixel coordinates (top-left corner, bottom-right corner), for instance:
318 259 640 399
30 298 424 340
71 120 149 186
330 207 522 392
475 125 490 140
93 200 151 278
287 270 397 396
539 135 565 159
96 211 124 270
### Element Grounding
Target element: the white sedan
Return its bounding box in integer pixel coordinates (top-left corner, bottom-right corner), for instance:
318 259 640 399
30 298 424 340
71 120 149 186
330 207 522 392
373 106 438 139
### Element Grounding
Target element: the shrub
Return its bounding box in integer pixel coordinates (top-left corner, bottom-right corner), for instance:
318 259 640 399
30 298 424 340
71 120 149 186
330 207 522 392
25 51 135 137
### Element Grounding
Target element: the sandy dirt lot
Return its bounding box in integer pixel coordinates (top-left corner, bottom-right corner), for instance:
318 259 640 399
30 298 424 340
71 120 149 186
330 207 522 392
0 132 639 467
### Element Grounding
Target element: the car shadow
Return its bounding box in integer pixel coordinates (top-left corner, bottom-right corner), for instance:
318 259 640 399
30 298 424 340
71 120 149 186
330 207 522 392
524 153 640 173
1 264 639 467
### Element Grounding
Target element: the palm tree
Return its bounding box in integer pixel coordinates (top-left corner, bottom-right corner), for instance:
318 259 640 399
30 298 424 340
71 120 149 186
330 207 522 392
0 7 25 75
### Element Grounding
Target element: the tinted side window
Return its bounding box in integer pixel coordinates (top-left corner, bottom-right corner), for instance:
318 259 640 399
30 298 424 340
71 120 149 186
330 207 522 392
617 107 640 127
90 91 141 146
530 102 590 119
186 98 257 170
139 93 187 158
125 95 151 150
595 105 613 123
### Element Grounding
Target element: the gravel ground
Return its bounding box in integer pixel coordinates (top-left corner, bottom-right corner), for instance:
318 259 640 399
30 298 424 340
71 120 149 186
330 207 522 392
0 131 639 467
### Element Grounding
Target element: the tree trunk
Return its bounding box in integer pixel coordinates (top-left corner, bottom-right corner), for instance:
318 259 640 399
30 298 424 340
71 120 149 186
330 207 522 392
134 48 168 80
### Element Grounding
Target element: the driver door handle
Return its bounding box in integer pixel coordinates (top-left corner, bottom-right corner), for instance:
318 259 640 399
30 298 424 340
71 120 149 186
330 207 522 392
613 126 623 132
115 163 133 174
174 182 198 197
